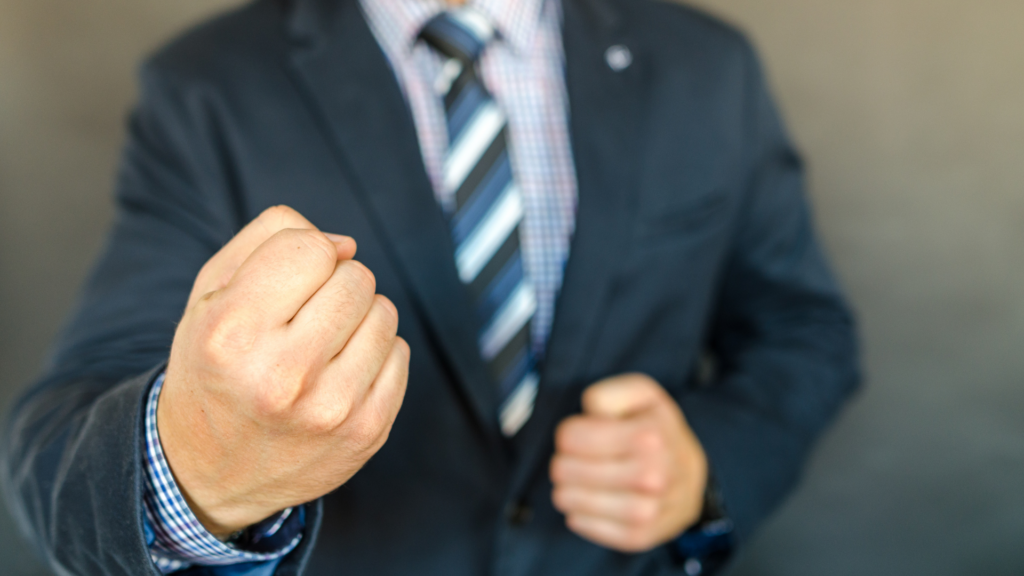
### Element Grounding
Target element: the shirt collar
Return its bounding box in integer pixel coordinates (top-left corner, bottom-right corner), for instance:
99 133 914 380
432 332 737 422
362 0 546 57
473 0 544 54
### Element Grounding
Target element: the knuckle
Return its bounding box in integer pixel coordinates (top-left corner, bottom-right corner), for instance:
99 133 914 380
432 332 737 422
290 228 338 269
554 428 570 453
361 422 394 459
384 350 411 402
346 400 392 448
374 295 399 328
580 385 602 411
632 373 660 392
194 260 218 289
348 418 383 448
374 419 397 448
394 337 411 363
635 467 668 494
329 262 377 314
626 499 658 526
304 402 349 434
363 326 396 366
549 457 567 484
323 264 374 315
372 303 400 342
201 309 254 365
345 260 377 295
633 428 664 455
253 379 303 416
252 389 289 417
259 205 301 227
331 395 356 425
554 419 579 452
550 487 569 511
251 364 312 416
361 301 398 351
320 279 363 320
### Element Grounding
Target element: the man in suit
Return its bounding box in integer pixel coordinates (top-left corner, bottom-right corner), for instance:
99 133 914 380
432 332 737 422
1 0 859 574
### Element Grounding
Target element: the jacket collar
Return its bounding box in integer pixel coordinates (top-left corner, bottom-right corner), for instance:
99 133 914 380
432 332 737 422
287 0 558 53
288 0 622 51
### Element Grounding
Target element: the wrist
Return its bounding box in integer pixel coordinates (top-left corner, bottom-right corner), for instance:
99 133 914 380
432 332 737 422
163 457 279 539
176 486 249 540
143 373 307 570
155 378 272 538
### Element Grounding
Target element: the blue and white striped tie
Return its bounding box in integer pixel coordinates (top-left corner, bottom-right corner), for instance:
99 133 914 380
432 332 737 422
421 10 538 436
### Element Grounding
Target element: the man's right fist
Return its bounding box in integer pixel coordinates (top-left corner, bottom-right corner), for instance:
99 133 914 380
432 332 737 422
158 206 410 538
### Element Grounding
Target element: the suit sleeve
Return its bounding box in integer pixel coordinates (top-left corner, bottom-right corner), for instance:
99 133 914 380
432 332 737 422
680 41 862 546
0 63 322 576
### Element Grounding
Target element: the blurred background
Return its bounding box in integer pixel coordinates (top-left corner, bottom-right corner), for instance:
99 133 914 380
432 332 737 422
0 0 1021 574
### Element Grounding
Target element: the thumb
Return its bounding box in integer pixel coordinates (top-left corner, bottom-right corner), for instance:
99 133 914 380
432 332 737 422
187 205 356 310
581 374 664 419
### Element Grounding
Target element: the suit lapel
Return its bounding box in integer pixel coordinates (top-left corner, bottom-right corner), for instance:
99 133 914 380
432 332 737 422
543 0 648 392
511 0 650 492
286 0 502 441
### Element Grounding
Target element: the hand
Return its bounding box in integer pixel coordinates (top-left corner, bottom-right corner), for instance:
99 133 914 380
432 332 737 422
158 205 410 538
550 374 708 553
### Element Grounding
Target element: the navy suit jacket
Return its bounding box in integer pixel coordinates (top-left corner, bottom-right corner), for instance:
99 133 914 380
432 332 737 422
2 0 859 574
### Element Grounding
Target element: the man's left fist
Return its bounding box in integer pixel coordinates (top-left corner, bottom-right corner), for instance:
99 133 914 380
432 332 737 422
550 374 708 553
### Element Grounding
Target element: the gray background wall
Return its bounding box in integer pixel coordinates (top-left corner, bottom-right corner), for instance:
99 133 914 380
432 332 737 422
0 0 1021 574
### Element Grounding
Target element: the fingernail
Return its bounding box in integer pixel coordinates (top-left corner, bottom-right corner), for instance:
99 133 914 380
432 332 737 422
324 233 352 244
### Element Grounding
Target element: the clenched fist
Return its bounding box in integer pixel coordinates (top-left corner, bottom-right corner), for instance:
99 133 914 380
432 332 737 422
158 206 409 538
550 374 708 552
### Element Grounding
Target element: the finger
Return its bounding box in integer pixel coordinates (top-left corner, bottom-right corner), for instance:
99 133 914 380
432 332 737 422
554 415 643 459
363 335 411 429
550 454 657 493
325 233 358 261
581 374 666 419
289 259 378 362
342 336 410 446
299 295 399 422
553 485 659 527
564 513 650 553
189 205 356 309
216 227 343 329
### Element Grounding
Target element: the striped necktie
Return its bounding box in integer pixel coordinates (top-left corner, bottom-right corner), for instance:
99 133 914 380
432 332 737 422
421 10 538 436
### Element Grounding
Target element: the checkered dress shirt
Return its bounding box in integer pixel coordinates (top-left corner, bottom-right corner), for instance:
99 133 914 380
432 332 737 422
141 0 577 571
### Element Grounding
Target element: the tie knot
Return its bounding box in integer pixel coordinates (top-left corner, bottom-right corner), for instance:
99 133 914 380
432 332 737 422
420 9 496 64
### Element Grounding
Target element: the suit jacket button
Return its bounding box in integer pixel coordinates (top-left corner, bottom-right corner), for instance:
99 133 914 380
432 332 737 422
605 44 633 71
505 502 533 526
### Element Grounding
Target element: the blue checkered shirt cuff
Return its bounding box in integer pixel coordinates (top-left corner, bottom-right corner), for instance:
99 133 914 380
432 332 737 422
142 373 304 574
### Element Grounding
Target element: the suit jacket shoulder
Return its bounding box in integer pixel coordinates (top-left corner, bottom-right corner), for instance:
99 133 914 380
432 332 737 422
623 0 755 63
142 0 292 95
